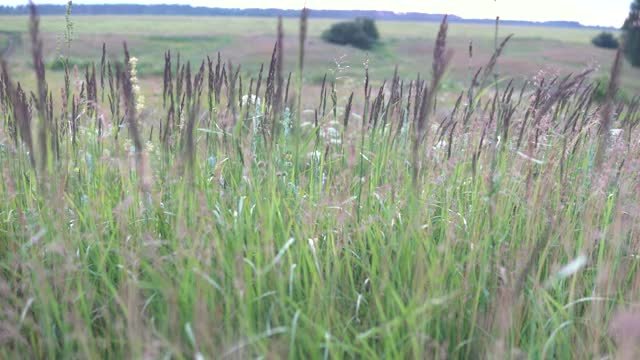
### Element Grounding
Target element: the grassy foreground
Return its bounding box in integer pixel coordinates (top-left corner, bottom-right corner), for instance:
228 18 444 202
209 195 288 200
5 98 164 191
2 6 640 359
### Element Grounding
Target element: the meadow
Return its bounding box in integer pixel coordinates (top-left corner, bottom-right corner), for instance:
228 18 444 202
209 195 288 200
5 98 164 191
1 6 640 359
2 15 640 98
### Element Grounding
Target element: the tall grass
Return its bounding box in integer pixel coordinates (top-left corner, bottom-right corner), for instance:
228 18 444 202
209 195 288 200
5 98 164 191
1 4 640 359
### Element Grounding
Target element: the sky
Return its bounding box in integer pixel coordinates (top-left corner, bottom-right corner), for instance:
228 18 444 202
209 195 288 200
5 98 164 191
1 0 633 27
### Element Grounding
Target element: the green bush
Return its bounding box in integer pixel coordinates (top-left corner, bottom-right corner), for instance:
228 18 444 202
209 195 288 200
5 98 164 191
591 32 620 49
322 18 380 50
47 58 93 71
592 74 630 103
356 17 379 41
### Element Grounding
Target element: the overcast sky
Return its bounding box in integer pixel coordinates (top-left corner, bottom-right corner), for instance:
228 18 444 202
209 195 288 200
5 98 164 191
3 1 633 27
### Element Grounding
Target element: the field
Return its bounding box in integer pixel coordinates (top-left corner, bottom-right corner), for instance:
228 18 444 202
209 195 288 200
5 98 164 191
1 9 640 359
2 15 640 99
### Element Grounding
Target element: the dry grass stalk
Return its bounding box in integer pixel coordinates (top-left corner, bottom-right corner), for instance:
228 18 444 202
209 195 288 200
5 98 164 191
298 7 309 76
1 60 35 168
100 43 106 102
272 16 285 138
595 47 624 168
163 50 172 109
119 42 147 192
29 1 50 171
412 15 452 185
481 34 513 86
183 61 205 170
343 92 354 132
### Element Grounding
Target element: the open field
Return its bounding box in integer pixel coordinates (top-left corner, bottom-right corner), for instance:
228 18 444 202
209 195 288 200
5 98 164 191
1 10 640 359
2 15 640 99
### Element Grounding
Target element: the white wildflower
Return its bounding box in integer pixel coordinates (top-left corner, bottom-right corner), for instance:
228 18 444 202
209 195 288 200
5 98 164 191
307 150 322 161
128 56 144 112
320 126 342 145
145 140 155 154
136 95 145 112
326 127 340 138
241 94 261 107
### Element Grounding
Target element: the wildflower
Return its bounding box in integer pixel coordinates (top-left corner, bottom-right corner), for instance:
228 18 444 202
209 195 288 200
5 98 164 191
145 140 155 154
241 94 261 107
129 56 144 112
320 126 342 145
307 150 321 162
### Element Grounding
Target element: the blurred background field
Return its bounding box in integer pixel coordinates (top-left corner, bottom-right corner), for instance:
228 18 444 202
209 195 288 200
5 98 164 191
2 15 639 105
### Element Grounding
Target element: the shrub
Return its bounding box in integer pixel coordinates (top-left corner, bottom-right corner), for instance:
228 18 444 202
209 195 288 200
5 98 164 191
356 17 379 41
47 58 92 71
593 74 630 103
322 18 379 50
591 32 620 49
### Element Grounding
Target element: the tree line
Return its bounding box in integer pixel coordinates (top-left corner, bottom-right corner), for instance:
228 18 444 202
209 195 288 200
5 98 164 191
0 4 605 29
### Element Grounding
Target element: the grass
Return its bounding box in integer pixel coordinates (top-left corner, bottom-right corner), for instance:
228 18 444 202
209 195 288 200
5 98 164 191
1 6 640 359
0 33 8 50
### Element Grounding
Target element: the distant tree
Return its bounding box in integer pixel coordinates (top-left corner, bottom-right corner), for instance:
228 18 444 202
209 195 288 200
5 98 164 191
623 0 640 66
322 18 380 50
591 32 620 49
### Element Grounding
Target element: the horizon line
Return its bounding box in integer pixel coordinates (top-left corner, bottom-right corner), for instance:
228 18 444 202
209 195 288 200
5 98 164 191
0 3 622 29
